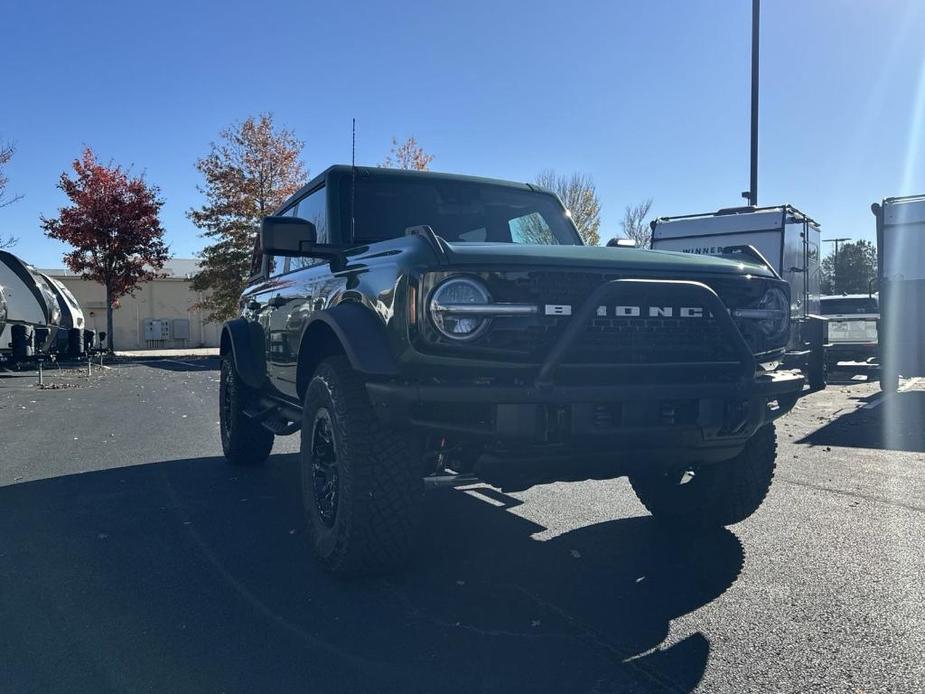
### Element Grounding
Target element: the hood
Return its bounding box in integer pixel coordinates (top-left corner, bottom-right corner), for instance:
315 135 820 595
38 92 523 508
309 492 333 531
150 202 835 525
438 242 776 278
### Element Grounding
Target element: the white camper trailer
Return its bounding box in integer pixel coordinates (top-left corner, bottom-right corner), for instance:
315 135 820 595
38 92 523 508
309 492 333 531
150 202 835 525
40 272 88 357
0 251 62 360
871 195 925 392
651 205 826 389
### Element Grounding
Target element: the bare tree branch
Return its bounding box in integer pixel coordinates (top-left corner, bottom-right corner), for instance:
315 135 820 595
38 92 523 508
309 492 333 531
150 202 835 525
0 140 23 210
620 198 654 248
535 169 601 246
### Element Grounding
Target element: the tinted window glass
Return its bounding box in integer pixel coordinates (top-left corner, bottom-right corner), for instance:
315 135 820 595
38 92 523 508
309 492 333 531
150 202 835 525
343 177 581 245
290 188 328 271
821 298 878 314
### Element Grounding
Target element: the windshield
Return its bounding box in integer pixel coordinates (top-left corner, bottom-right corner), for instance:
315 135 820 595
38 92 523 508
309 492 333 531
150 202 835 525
345 176 582 246
821 297 878 314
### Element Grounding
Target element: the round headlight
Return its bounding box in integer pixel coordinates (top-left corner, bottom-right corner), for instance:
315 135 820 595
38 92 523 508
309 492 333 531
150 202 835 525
757 287 790 342
428 277 492 341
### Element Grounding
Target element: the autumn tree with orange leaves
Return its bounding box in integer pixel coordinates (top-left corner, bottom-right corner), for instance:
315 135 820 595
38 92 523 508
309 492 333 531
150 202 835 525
381 136 434 171
189 114 308 321
41 148 169 351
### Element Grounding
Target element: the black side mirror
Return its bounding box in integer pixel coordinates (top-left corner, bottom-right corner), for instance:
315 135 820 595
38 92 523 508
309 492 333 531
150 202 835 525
261 216 318 257
98 332 107 344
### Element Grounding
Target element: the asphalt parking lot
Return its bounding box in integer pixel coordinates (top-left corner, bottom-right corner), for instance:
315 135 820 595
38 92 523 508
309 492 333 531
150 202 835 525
1 358 924 694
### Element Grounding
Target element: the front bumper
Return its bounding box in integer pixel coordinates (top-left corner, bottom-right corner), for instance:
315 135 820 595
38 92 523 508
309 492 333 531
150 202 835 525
826 341 878 362
367 370 803 464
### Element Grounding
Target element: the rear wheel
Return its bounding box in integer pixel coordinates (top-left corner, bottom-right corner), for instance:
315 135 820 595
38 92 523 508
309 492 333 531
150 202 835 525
629 424 777 528
301 356 423 576
219 356 274 465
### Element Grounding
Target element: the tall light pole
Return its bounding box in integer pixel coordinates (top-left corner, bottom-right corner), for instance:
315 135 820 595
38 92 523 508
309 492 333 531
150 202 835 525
824 237 851 293
748 0 760 207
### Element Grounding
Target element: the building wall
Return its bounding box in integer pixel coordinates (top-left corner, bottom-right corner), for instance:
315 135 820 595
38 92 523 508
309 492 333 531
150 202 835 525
50 274 221 351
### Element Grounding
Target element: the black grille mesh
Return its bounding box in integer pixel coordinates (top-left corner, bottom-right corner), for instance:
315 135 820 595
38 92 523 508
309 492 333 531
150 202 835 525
478 270 766 364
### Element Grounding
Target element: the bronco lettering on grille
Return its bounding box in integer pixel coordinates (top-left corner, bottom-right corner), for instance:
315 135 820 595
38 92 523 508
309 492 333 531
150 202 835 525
547 304 705 318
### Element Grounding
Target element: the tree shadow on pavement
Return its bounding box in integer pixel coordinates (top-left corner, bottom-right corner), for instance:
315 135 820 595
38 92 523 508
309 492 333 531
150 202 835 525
798 390 925 453
0 454 744 694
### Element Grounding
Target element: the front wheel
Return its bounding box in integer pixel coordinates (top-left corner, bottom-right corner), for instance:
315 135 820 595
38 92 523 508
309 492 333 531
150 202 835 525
629 424 777 528
301 356 423 576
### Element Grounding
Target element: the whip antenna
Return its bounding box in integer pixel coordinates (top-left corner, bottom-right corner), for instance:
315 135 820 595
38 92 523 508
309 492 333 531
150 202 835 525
351 118 357 240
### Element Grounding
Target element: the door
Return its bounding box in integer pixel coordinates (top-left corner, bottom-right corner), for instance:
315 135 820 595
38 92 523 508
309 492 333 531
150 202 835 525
264 185 331 399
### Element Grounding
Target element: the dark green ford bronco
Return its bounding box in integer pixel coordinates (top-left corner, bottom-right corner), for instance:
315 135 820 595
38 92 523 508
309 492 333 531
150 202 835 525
219 165 803 575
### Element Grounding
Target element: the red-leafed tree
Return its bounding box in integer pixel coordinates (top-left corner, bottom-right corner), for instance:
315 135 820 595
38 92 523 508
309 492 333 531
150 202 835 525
41 148 169 351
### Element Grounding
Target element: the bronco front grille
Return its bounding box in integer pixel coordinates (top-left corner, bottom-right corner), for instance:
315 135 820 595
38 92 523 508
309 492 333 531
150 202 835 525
475 270 766 364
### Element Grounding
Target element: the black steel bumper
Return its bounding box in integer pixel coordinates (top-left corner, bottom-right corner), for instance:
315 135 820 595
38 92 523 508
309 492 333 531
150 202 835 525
368 370 802 460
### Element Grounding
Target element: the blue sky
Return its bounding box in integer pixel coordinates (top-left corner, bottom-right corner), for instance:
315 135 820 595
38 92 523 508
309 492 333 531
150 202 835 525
2 0 924 266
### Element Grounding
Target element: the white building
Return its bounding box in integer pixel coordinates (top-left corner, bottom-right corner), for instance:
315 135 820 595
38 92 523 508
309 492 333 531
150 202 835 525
40 259 221 351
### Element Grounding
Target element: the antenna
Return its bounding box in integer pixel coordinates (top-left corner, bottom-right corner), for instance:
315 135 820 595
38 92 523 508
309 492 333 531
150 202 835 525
351 118 357 240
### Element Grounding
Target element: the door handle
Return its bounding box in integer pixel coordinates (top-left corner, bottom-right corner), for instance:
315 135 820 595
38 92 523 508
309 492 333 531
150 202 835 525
268 295 288 308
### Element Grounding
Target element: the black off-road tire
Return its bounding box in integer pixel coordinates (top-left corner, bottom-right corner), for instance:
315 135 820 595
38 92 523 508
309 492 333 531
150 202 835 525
301 355 423 577
629 424 777 528
219 356 274 465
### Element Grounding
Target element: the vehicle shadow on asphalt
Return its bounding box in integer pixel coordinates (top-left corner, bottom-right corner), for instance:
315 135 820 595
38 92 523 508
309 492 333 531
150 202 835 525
0 454 744 693
798 390 925 453
117 357 220 372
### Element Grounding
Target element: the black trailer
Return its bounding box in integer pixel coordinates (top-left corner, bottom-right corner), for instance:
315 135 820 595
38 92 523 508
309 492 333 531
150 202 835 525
871 195 925 392
650 205 826 389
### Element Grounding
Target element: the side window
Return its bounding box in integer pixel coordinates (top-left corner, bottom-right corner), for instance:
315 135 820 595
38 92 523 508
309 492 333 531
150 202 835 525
290 187 328 271
249 234 264 277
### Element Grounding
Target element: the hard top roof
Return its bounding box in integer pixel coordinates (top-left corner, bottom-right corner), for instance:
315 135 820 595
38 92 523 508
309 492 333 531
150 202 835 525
274 165 545 215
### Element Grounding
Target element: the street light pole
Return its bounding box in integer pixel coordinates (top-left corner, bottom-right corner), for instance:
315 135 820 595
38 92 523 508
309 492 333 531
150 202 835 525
823 237 851 293
748 0 760 207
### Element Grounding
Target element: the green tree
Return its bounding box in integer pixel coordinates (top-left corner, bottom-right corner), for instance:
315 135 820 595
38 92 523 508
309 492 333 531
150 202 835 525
820 239 877 294
189 114 308 322
535 170 601 245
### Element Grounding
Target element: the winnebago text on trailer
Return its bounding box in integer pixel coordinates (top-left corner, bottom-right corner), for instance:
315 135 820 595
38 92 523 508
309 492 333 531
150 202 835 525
871 195 925 392
0 251 61 362
650 205 826 389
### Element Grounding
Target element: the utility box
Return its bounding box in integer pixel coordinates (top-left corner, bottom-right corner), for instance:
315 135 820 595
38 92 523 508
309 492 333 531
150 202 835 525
172 318 190 341
871 194 925 391
143 319 171 341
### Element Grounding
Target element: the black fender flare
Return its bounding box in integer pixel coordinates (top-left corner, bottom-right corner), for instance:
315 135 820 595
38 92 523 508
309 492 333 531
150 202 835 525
297 302 399 389
220 318 266 390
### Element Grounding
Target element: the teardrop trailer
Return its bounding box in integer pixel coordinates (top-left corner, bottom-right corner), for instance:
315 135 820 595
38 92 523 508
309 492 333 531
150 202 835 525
871 194 925 392
650 205 827 391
